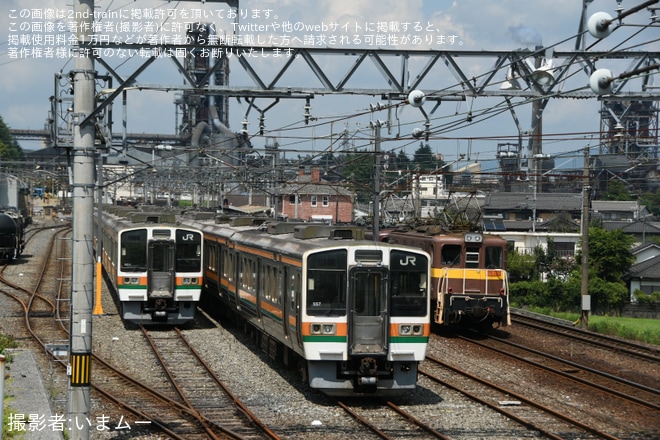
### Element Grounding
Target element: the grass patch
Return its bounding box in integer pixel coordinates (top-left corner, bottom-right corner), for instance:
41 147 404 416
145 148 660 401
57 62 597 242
523 307 660 345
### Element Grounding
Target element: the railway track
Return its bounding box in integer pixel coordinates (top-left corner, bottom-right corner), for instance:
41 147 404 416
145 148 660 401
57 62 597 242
337 398 450 440
2 224 279 439
420 353 617 440
511 308 660 363
0 224 70 344
473 333 660 411
141 325 280 439
425 307 660 440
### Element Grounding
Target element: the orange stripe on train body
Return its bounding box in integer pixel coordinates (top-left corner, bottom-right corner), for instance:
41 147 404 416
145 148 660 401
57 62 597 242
389 322 431 337
301 322 347 337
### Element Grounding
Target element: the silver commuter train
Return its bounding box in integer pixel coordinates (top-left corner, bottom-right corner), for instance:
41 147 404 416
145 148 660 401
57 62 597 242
180 214 431 396
98 207 203 325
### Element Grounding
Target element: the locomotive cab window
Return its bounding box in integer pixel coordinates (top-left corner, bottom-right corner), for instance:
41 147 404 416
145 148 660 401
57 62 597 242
485 246 504 269
390 250 428 317
306 249 347 316
441 244 461 266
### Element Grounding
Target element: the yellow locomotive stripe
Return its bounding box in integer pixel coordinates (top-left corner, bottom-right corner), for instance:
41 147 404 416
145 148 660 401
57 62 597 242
432 267 505 281
70 353 91 386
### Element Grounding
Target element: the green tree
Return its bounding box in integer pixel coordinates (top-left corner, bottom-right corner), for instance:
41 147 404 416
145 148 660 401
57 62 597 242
340 151 374 203
584 227 635 283
395 150 410 169
601 179 634 201
640 190 660 216
506 249 537 282
412 142 443 171
0 115 24 161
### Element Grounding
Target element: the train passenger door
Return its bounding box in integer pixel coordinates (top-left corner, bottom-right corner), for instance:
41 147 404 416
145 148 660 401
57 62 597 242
147 240 175 298
284 267 302 347
348 268 388 356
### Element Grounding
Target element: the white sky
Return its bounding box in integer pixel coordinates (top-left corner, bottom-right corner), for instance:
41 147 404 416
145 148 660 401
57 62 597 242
1 0 657 172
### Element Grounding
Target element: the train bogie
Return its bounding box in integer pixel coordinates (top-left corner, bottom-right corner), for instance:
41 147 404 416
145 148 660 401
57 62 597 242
182 216 431 397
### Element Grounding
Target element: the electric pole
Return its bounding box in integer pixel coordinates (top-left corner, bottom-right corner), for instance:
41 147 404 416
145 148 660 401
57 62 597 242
580 146 591 329
69 1 96 438
372 121 381 241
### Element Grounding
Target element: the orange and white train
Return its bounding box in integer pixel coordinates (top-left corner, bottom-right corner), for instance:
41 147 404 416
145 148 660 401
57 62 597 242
98 208 203 325
180 215 432 396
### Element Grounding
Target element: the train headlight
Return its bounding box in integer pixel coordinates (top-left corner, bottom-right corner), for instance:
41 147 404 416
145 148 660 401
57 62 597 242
464 233 483 243
310 323 336 335
399 324 424 336
182 277 198 285
123 277 140 285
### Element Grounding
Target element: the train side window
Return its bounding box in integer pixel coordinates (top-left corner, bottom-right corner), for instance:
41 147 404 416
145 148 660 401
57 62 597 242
289 270 301 309
208 243 217 273
441 245 461 266
262 263 269 300
277 267 284 304
222 248 231 279
485 246 503 269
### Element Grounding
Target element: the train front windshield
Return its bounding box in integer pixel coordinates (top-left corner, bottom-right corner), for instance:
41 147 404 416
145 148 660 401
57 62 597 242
175 229 202 272
120 229 148 271
306 249 347 316
389 250 428 317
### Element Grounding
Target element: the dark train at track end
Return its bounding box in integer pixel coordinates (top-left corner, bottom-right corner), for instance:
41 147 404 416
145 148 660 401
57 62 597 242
180 214 432 397
97 206 203 325
373 225 511 329
0 208 27 261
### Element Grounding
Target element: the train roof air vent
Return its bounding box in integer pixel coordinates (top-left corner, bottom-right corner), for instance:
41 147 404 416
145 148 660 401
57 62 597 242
189 211 215 220
230 216 267 227
294 225 331 239
330 227 364 240
267 222 307 235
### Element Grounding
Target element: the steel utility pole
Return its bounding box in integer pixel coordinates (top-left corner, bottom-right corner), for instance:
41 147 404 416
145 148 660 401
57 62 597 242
372 121 382 241
580 146 591 329
68 1 96 438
